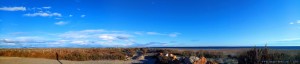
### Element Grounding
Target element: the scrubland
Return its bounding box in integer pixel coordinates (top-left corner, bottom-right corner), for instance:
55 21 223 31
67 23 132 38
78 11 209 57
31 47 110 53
0 47 299 64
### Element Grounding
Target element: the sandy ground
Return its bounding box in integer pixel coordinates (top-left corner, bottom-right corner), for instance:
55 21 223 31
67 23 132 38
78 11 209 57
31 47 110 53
0 57 135 64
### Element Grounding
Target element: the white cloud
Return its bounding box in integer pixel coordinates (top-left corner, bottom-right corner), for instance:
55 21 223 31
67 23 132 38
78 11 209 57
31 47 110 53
55 21 68 25
58 29 131 41
29 7 52 11
42 6 51 9
1 36 46 43
57 29 134 46
98 34 131 41
297 20 300 23
0 29 138 47
24 12 62 17
71 40 89 45
1 39 19 43
80 29 106 33
58 29 106 39
0 6 26 11
290 22 294 24
2 43 16 45
168 32 180 37
147 32 162 35
147 32 180 37
81 15 86 18
59 33 89 39
289 20 300 24
55 18 61 20
134 42 168 47
69 15 73 17
134 32 143 35
99 34 116 41
271 38 300 42
0 29 180 47
268 38 300 46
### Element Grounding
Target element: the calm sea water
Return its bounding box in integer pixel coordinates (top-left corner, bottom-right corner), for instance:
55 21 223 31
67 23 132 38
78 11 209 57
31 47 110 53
150 46 300 50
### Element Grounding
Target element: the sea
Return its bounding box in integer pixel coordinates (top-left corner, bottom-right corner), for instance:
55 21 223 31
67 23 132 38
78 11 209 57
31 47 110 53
149 46 300 50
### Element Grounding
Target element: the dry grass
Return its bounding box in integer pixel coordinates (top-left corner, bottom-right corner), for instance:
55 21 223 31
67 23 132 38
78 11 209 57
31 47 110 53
0 48 138 61
0 47 299 64
0 57 133 64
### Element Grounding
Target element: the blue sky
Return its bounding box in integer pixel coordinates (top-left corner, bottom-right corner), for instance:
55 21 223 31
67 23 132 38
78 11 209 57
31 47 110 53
1 0 300 48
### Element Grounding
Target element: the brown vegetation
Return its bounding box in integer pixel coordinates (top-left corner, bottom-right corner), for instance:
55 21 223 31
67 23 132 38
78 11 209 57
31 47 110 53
0 47 299 64
238 46 299 64
0 48 139 61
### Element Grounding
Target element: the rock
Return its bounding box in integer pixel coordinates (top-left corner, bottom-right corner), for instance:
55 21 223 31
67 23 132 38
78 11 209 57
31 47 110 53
216 58 224 64
193 56 207 64
189 56 199 63
183 57 192 64
183 56 199 64
138 55 145 60
224 58 238 64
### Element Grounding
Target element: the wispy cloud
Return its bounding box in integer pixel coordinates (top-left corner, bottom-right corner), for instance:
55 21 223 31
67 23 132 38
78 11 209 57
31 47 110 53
55 18 61 20
57 29 135 46
0 29 180 47
0 36 46 43
146 32 180 37
1 39 19 43
69 15 73 17
134 32 143 35
98 34 131 41
0 29 134 47
133 42 168 47
59 29 104 39
270 38 300 42
147 32 163 35
289 20 300 25
146 42 167 46
55 21 68 25
268 38 300 46
59 29 131 41
24 12 62 17
0 43 16 46
81 15 86 18
168 32 180 37
99 34 116 41
0 6 26 11
42 6 51 9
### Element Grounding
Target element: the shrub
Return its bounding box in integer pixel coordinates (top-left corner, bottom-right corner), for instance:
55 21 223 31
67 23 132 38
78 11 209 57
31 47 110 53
238 46 294 64
295 53 300 61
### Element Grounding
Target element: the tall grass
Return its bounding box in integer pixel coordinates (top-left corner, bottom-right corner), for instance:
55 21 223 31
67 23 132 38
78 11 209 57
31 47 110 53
237 46 299 64
0 48 138 61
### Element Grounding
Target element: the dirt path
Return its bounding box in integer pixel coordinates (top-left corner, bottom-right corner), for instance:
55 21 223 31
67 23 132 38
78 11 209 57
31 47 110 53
0 57 132 64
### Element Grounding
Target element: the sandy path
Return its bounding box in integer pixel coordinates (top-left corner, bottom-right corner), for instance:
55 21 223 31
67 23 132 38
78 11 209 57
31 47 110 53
0 57 133 64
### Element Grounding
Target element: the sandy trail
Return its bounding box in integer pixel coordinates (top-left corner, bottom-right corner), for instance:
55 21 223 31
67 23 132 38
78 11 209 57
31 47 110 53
0 57 133 64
